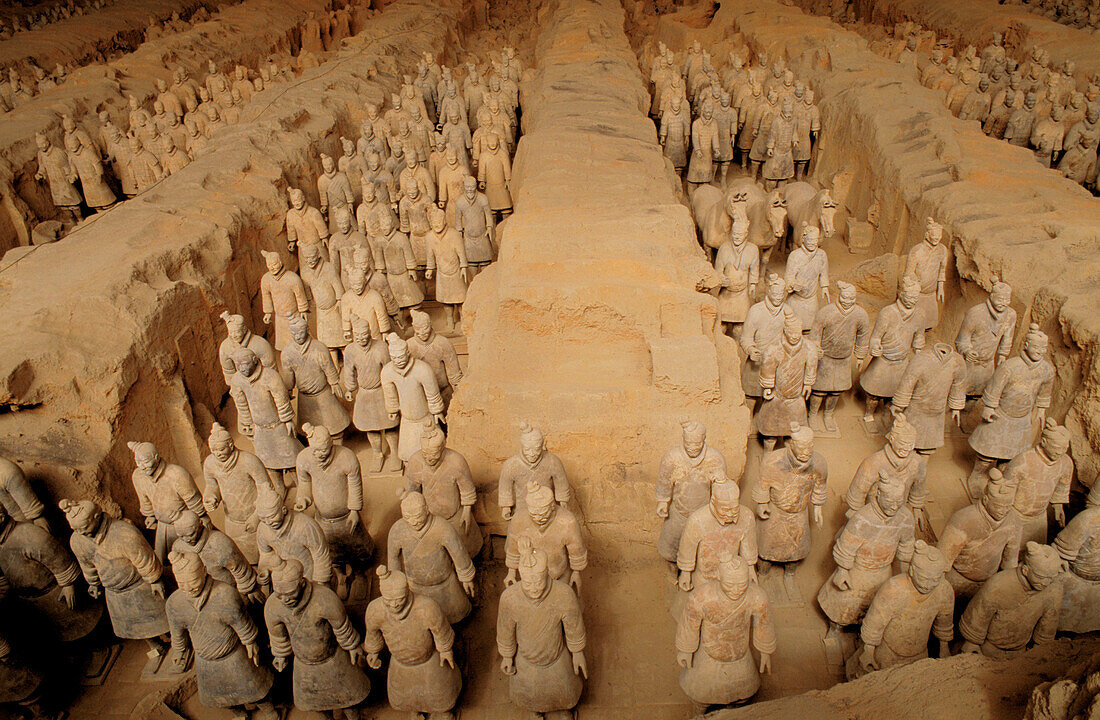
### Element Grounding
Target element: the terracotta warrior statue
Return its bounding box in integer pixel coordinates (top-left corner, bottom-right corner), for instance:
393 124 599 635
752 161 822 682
1001 419 1073 544
424 208 469 330
713 222 760 340
686 99 720 189
340 248 392 342
386 490 476 625
757 311 817 451
903 218 949 330
341 322 400 472
499 422 572 522
851 541 953 679
0 457 47 529
678 479 758 592
129 441 207 562
955 279 1015 400
675 555 775 709
890 342 967 456
264 557 371 718
364 565 462 720
255 489 332 588
259 250 309 351
405 422 482 557
784 225 829 333
753 423 827 601
762 98 797 190
505 481 587 596
285 187 329 260
959 541 1063 659
741 274 788 406
202 422 283 564
845 414 928 531
34 133 81 224
63 499 170 675
171 510 264 605
1054 492 1100 633
656 420 728 564
497 538 587 720
860 274 925 425
282 316 350 440
408 310 463 409
299 239 346 367
938 467 1021 599
808 281 870 432
229 348 304 486
218 312 277 386
966 323 1055 499
382 333 445 464
165 551 276 720
454 175 496 275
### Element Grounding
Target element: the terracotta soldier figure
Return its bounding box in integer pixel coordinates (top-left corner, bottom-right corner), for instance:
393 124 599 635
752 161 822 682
938 467 1021 599
818 477 916 653
299 240 346 366
1054 493 1100 633
794 89 821 180
172 510 264 605
656 420 728 564
497 539 587 720
713 223 759 339
425 209 470 329
64 134 116 211
753 423 827 601
255 489 331 587
904 218 949 330
34 133 81 223
382 333 445 464
364 565 461 720
387 490 475 624
202 422 283 564
890 342 967 456
477 132 512 218
959 542 1063 659
405 423 482 557
762 99 797 190
505 481 587 595
282 316 350 440
165 551 276 720
499 422 572 522
340 249 392 342
860 274 925 425
687 99 720 189
967 323 1055 498
295 423 373 598
676 555 775 709
128 136 164 193
129 441 206 562
1001 420 1073 544
408 310 463 409
807 281 870 431
757 312 817 450
62 499 170 675
845 414 928 530
341 322 400 471
285 188 329 261
454 175 496 274
955 280 1016 399
0 458 47 529
784 225 829 333
265 558 371 718
678 479 758 592
260 250 309 351
749 88 781 181
852 541 953 679
741 274 789 404
661 95 691 173
374 211 423 323
229 348 303 485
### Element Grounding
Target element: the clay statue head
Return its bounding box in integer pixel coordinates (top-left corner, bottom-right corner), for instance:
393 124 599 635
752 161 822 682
377 565 411 615
1022 323 1048 363
289 314 311 346
387 333 410 369
1051 104 1064 122
64 134 80 154
411 309 434 341
1086 104 1100 124
783 310 803 345
924 217 943 246
676 419 705 458
886 413 918 458
671 94 683 113
173 509 207 547
321 153 336 175
257 488 287 530
444 144 458 167
767 87 779 105
334 208 352 235
353 324 372 348
235 348 260 379
400 490 429 532
908 541 946 595
989 279 1012 312
392 93 403 110
128 441 162 476
303 423 333 464
1039 419 1071 461
800 224 821 253
978 76 991 92
710 479 741 525
420 421 447 466
526 481 556 528
730 222 749 248
208 421 236 461
873 472 905 517
34 133 49 152
981 468 1014 521
897 274 920 309
464 175 478 199
836 280 857 310
1024 91 1038 109
367 151 382 171
289 188 306 211
931 48 944 65
1020 542 1062 591
765 273 787 306
788 423 815 463
262 249 284 275
701 99 714 120
404 176 421 200
906 36 917 50
519 423 545 464
169 550 208 598
272 557 307 606
378 209 395 236
59 498 103 537
945 57 958 74
517 536 550 600
717 554 751 602
361 180 377 203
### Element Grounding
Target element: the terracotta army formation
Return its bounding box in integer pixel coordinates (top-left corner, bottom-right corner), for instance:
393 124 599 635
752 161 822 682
1000 419 1073 544
889 341 967 457
741 274 789 410
282 317 350 440
408 310 463 408
904 218 948 330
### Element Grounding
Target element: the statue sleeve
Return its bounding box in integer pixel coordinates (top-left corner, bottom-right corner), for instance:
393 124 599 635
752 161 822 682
177 469 205 517
1034 588 1062 646
228 546 258 595
387 530 403 574
166 600 190 655
949 359 968 411
227 590 259 647
421 369 445 417
362 604 386 654
844 458 874 511
1054 511 1091 561
135 479 155 520
959 583 995 646
759 346 779 390
293 276 309 314
346 457 364 513
896 514 916 566
566 518 588 572
425 598 456 654
551 458 572 506
320 349 341 388
655 454 674 504
1002 522 1021 569
891 361 919 409
812 456 829 507
496 597 519 659
854 310 871 359
980 361 1010 409
261 276 274 315
71 536 101 588
340 352 358 393
832 519 863 570
859 581 893 647
676 517 702 572
562 589 586 654
306 522 333 585
125 526 163 585
0 472 44 522
285 215 298 247
35 532 81 588
444 524 476 583
751 459 774 506
998 312 1016 358
442 340 463 384
932 588 955 643
908 457 929 511
751 590 778 656
740 514 759 565
498 467 516 510
1036 368 1054 410
270 379 295 425
331 603 361 651
937 521 968 569
673 591 703 655
265 606 292 659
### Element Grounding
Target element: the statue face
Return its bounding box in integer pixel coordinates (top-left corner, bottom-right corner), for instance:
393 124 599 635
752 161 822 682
529 501 554 528
838 288 856 310
413 321 431 341
783 321 801 345
35 135 48 151
265 253 283 275
982 474 1014 521
430 212 446 233
262 503 288 530
237 353 259 377
521 437 544 464
392 345 410 369
899 285 919 309
378 212 394 235
766 281 786 305
520 567 548 600
310 437 332 463
1022 559 1058 591
789 435 814 463
888 430 916 458
1040 433 1069 461
211 438 234 462
991 288 1011 312
875 480 904 517
909 562 942 595
801 228 818 252
383 586 409 614
177 567 206 597
1023 336 1048 363
349 272 365 295
465 180 477 198
274 575 306 607
135 450 160 474
711 494 740 524
422 439 444 466
354 329 371 347
403 497 429 531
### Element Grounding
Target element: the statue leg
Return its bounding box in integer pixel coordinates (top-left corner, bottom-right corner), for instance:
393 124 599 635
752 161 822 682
142 636 168 675
808 392 824 430
366 431 384 472
382 429 402 472
750 160 761 181
863 395 879 424
251 701 279 720
761 435 777 452
823 393 840 432
783 561 803 603
445 303 457 330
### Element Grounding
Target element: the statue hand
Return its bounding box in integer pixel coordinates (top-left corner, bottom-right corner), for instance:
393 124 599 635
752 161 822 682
408 270 418 283
367 652 382 670
938 639 952 658
425 269 434 280
273 655 289 672
762 388 774 400
913 507 928 532
345 390 354 402
461 268 469 283
802 385 813 400
965 350 980 363
462 579 476 598
343 330 353 343
569 571 582 593
144 515 158 530
150 580 166 599
656 500 669 519
460 506 473 532
759 652 772 674
388 412 399 421
437 201 445 209
501 505 513 521
756 503 771 520
980 406 998 423
1036 408 1046 428
767 147 774 157
88 583 104 600
245 517 258 533
246 588 267 606
348 647 364 666
245 642 261 666
294 496 312 512
571 651 588 679
678 570 693 592
1054 504 1066 527
822 288 830 304
677 651 693 668
203 495 220 513
440 650 456 669
263 313 273 325
859 645 878 671
284 421 295 436
952 409 962 428
936 286 945 303
813 505 823 526
504 568 518 587
500 656 516 675
831 567 850 590
959 641 980 654
331 384 342 399
59 584 77 609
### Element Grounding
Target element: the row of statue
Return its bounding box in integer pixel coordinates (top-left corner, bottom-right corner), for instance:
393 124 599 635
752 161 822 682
876 26 1100 190
650 41 823 191
1002 0 1100 30
0 0 113 39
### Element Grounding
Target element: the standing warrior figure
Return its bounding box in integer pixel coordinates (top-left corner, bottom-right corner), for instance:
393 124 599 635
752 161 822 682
264 558 371 718
259 250 309 351
712 223 759 340
967 323 1055 499
959 542 1063 659
406 423 482 558
762 98 797 190
477 132 512 219
686 99 720 189
860 274 925 425
282 316 350 440
341 322 400 471
675 556 775 709
1054 492 1100 633
285 188 329 261
408 310 463 409
808 281 870 432
374 211 423 325
741 274 788 404
793 89 821 180
497 539 587 720
164 551 276 720
890 342 967 456
129 441 207 562
656 420 728 564
757 312 817 451
218 312 276 387
499 422 572 522
677 479 758 592
34 133 81 224
0 457 47 529
955 279 1016 400
255 489 332 588
784 225 829 333
852 541 953 679
660 95 691 174
229 349 304 486
505 481 587 594
172 510 264 606
845 414 928 531
317 154 356 234
753 423 827 601
299 240 346 367
364 565 461 720
424 208 469 330
202 422 283 564
904 218 949 330
62 499 170 675
340 248 392 342
382 333 445 464
454 175 496 275
938 468 1021 599
386 491 475 624
295 424 373 597
1001 420 1073 544
65 134 116 211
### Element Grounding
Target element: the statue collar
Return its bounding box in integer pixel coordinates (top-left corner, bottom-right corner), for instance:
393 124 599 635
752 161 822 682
189 579 213 611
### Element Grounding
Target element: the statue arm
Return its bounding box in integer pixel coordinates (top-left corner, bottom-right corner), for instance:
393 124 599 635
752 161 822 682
306 522 333 585
346 459 364 513
673 592 703 656
496 598 518 660
751 592 778 656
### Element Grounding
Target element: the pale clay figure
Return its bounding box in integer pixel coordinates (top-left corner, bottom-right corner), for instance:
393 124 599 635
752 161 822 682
405 422 483 558
386 490 475 624
282 316 350 439
129 441 207 562
424 208 470 328
903 218 949 330
0 458 47 529
408 310 463 408
860 274 926 424
808 281 870 432
229 348 304 480
757 312 817 449
286 188 329 262
1001 419 1073 545
959 541 1063 659
955 280 1016 398
846 414 928 532
656 420 728 563
783 224 829 333
341 248 393 343
938 467 1021 599
299 240 346 361
34 133 81 222
341 323 400 472
381 333 445 464
1054 491 1100 633
259 250 309 351
890 342 967 454
712 222 759 338
499 423 572 522
264 558 371 717
676 555 775 709
317 155 355 235
678 479 758 592
171 509 264 606
741 274 788 400
762 98 797 189
505 480 587 595
363 565 461 720
497 538 587 720
255 489 332 588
